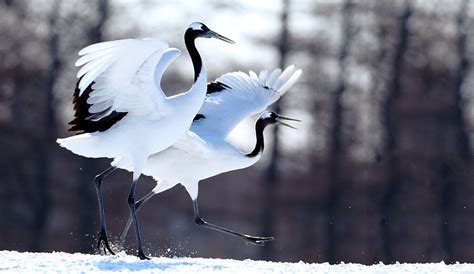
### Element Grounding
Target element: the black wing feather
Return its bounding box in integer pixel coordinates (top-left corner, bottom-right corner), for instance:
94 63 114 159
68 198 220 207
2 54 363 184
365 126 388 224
206 81 230 95
68 78 127 134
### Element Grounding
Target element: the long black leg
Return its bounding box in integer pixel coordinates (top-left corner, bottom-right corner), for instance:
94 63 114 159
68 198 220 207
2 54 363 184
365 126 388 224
120 191 156 245
192 199 275 246
95 166 117 255
128 180 150 260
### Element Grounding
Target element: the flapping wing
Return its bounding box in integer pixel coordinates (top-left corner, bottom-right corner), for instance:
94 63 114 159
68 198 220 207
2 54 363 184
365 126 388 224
73 39 181 124
190 65 302 139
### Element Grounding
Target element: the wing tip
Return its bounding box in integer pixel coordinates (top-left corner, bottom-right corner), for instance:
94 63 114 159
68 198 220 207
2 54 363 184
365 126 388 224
275 66 302 96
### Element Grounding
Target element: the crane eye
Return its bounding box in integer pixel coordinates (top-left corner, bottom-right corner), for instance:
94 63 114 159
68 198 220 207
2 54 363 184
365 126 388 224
201 25 210 32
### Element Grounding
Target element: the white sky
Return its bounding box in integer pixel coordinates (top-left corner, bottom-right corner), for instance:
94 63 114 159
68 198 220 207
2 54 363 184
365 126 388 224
108 0 283 69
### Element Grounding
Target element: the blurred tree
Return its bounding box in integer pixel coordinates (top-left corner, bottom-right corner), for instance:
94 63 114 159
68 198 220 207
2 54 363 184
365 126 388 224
366 0 392 263
0 0 50 251
30 0 62 251
452 0 471 161
260 0 290 261
76 0 110 254
380 0 411 262
439 0 472 263
326 0 354 263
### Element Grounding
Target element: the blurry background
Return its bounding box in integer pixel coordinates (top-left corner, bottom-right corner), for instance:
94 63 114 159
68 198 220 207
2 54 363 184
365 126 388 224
1 0 474 264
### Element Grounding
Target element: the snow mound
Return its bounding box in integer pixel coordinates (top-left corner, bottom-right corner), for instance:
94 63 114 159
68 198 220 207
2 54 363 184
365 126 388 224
1 250 474 273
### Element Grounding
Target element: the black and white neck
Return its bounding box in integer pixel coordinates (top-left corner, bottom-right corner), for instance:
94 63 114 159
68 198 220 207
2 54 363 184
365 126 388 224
246 115 275 158
245 111 300 158
184 30 202 82
184 25 204 82
184 22 234 82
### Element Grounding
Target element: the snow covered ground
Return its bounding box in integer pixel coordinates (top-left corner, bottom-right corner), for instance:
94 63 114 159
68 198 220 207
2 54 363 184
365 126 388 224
1 250 474 273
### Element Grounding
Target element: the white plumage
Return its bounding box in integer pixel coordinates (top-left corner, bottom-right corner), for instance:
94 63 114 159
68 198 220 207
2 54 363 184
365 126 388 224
56 22 234 260
117 65 302 245
57 40 202 166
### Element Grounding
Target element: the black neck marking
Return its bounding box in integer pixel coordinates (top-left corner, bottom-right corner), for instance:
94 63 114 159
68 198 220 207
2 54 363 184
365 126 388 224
207 81 230 95
68 78 127 134
246 119 270 158
184 29 202 82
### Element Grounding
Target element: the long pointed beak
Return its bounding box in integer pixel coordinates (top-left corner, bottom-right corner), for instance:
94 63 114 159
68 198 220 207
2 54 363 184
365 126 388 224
208 30 235 44
277 115 301 130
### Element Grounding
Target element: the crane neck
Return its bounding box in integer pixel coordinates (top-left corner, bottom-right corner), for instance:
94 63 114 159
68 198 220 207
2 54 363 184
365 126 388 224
184 29 203 82
246 120 268 158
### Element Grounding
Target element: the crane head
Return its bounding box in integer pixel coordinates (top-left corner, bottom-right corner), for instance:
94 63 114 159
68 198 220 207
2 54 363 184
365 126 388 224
259 111 301 130
187 22 235 44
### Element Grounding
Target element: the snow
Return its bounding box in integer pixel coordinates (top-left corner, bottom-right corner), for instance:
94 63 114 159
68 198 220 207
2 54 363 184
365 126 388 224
1 250 474 273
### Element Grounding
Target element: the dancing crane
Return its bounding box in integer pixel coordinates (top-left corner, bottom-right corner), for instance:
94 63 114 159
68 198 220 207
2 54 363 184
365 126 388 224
117 65 302 246
57 22 234 260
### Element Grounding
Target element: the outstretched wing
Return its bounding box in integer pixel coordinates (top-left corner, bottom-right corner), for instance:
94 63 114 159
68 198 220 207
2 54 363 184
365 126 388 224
190 65 302 139
69 38 181 133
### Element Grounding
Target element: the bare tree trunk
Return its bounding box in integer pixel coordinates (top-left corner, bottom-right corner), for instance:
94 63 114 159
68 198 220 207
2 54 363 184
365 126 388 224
369 2 389 102
380 0 412 263
439 0 471 263
88 0 109 44
326 0 353 263
260 0 289 261
368 2 390 263
78 0 109 253
452 0 471 162
31 0 61 251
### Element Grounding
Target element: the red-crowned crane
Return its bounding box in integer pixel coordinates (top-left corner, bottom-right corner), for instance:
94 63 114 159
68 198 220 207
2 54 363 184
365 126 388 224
57 22 234 260
117 65 302 247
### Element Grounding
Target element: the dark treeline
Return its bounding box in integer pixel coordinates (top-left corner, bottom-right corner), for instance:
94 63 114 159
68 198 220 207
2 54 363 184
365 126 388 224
1 0 474 264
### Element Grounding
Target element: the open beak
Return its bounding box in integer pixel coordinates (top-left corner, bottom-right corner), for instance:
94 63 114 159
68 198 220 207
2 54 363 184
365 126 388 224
277 115 301 130
208 30 235 44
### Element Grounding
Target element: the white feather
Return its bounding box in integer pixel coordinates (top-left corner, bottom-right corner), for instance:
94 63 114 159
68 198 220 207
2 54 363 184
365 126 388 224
259 70 269 83
191 65 302 139
265 68 281 87
75 50 114 67
74 38 176 119
272 65 295 90
277 69 302 96
78 39 130 55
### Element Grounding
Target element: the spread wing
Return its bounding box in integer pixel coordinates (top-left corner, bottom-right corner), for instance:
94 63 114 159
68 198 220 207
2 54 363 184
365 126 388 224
190 65 302 139
69 38 181 133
